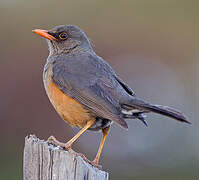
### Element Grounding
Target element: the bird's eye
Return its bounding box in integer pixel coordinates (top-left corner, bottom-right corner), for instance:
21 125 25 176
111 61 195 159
59 32 68 40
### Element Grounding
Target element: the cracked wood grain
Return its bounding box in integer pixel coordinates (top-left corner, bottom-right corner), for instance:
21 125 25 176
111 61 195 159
23 135 109 180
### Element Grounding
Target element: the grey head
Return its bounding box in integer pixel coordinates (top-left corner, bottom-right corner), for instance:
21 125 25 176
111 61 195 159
33 25 93 55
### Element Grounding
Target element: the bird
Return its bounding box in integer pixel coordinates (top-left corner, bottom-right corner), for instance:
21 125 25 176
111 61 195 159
33 25 190 167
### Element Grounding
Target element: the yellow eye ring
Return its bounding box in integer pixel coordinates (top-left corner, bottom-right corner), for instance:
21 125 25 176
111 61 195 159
59 32 68 40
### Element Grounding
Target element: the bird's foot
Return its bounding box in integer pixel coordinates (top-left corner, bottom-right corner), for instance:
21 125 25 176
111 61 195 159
69 149 102 169
68 148 90 162
47 136 102 169
91 159 102 169
66 148 102 169
48 135 66 149
64 142 72 150
48 136 73 150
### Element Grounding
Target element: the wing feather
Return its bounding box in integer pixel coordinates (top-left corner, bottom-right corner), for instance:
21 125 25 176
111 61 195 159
52 60 128 129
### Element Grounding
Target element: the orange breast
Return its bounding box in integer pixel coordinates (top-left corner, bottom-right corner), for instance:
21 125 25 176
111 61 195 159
43 65 94 128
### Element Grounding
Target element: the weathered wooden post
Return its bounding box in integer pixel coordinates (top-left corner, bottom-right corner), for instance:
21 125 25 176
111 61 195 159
23 135 109 180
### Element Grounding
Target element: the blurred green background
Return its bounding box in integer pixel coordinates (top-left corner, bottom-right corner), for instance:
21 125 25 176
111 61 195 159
1 0 199 179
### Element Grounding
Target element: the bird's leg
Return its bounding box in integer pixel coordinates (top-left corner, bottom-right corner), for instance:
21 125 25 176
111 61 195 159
48 119 95 150
92 126 110 166
64 119 95 149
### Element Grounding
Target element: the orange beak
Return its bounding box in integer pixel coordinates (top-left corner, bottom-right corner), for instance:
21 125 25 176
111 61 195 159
32 29 56 41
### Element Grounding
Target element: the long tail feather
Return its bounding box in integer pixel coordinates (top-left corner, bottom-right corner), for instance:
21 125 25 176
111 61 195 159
125 98 190 124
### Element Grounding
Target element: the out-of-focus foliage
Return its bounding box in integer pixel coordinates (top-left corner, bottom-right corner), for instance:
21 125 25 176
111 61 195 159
1 0 199 179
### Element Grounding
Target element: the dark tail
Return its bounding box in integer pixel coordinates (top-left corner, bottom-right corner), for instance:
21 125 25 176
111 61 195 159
125 98 190 124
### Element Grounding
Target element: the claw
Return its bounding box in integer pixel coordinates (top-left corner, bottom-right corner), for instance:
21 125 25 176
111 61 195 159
47 135 57 142
91 159 102 169
91 163 102 169
47 136 66 148
47 136 102 169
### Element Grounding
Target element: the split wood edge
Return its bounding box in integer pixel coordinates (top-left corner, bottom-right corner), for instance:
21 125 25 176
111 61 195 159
23 135 109 180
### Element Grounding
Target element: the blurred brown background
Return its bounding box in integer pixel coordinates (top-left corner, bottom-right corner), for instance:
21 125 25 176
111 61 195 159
1 0 199 179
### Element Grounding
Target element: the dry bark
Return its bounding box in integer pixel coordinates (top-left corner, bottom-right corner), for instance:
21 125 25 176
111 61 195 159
23 135 109 180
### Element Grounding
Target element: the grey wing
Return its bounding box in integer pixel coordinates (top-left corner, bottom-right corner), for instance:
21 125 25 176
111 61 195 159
114 75 136 96
52 61 128 129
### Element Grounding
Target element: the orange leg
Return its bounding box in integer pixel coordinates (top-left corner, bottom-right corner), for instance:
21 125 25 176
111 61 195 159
92 126 110 165
48 119 95 149
65 120 95 149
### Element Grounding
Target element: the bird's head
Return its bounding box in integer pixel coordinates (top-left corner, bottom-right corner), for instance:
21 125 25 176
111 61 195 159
33 25 92 55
